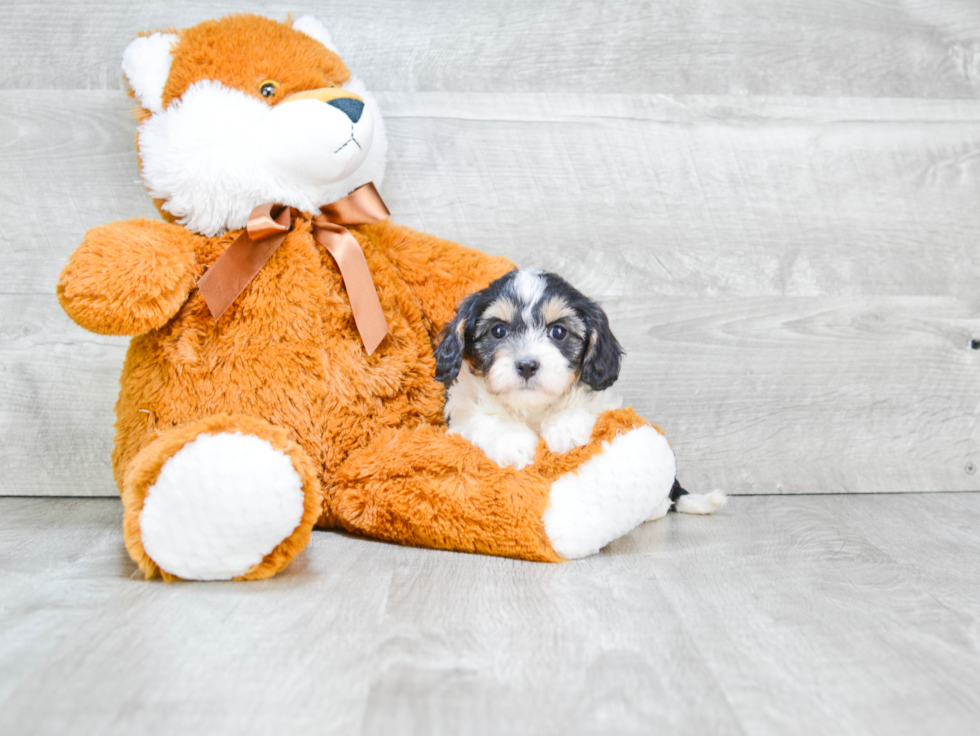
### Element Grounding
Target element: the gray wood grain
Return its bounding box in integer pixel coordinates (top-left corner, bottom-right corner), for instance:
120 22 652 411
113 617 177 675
378 93 980 301
626 295 980 495
2 494 979 735
640 493 980 735
0 297 125 497
3 0 980 98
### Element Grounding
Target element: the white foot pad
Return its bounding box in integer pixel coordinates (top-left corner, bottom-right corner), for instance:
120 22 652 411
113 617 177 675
542 425 676 559
139 432 305 580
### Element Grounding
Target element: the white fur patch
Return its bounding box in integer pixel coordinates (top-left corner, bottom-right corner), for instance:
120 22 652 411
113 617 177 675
445 363 621 469
449 413 540 470
122 33 178 114
540 407 598 454
293 15 339 53
136 77 387 236
543 425 676 559
512 270 546 321
676 490 728 515
139 432 306 580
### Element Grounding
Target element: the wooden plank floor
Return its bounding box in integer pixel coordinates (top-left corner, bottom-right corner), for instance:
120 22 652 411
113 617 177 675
1 494 979 735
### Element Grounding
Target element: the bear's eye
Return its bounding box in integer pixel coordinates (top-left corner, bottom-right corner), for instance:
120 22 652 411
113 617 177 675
259 80 281 99
491 324 508 339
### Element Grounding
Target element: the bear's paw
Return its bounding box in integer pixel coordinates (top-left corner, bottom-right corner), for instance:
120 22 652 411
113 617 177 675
139 432 307 580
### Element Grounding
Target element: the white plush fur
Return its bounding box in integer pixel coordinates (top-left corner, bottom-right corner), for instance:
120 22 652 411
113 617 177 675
446 363 622 469
136 77 387 236
646 496 673 522
543 425 676 559
122 33 178 114
293 15 339 53
139 432 306 580
675 490 728 515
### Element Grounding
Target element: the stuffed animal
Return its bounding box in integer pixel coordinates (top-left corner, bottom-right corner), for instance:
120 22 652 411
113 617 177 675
57 13 720 581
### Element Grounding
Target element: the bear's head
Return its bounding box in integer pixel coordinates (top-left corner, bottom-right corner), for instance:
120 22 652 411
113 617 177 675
122 14 387 236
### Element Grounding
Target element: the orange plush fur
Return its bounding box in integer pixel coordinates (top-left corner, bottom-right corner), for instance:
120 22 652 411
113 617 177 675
57 14 671 580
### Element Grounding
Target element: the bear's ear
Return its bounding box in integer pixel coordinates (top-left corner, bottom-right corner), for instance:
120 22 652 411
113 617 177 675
122 33 179 114
293 16 339 53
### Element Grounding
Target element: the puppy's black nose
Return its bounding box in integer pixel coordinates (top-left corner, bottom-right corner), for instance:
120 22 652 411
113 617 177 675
516 360 539 380
328 97 364 123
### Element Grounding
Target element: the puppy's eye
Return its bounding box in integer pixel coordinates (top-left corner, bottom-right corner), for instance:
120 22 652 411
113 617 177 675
491 324 508 339
259 80 281 99
549 325 568 341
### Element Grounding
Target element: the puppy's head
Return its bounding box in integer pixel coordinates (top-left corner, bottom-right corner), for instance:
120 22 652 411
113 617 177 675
434 270 624 409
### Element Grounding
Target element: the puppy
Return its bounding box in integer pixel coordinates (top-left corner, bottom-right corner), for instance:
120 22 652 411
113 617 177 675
433 269 625 470
433 269 728 517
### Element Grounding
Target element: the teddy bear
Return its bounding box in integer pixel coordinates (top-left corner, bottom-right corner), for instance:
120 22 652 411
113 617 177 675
56 13 717 582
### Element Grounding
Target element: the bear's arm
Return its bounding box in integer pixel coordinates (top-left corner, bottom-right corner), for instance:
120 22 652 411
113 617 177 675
375 221 515 337
57 218 204 336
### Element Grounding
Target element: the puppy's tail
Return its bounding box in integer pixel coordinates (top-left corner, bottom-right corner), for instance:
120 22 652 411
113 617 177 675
669 478 727 515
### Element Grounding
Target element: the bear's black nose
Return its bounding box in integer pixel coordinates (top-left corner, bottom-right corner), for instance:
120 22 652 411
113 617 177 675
328 97 364 123
516 360 540 380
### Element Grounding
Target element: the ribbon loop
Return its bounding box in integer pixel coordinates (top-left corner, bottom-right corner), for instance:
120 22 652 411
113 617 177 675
318 182 390 226
246 203 290 240
196 184 391 355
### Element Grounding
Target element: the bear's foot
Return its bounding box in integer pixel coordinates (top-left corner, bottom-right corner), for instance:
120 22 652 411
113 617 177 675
139 433 303 580
122 415 322 581
542 425 676 559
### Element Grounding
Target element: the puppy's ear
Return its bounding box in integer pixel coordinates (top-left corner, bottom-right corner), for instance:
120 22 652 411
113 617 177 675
433 293 481 385
580 302 624 391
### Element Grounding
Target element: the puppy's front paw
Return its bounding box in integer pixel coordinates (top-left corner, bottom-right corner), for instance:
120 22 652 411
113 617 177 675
480 424 540 470
541 408 597 454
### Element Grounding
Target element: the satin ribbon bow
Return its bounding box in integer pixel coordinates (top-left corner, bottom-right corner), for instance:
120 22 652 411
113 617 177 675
197 183 391 355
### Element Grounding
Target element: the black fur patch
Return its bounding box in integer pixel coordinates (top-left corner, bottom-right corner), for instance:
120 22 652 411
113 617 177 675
434 286 491 384
577 297 623 391
668 478 689 511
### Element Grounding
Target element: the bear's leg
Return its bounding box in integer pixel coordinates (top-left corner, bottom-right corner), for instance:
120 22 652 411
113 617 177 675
327 408 677 561
121 414 322 581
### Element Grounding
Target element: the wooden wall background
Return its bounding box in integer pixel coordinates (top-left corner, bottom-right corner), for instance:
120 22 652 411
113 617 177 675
1 0 978 497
